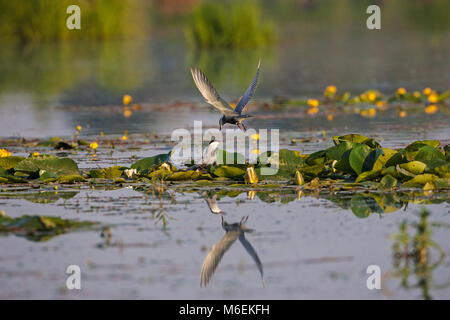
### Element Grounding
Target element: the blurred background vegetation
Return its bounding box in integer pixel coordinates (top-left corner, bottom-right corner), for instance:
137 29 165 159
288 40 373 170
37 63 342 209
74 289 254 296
0 0 449 105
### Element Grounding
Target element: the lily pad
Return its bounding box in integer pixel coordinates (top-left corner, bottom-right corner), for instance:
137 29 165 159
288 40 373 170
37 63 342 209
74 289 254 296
378 174 398 190
333 134 380 148
0 156 25 170
14 155 80 177
131 153 171 172
349 144 382 175
398 161 427 175
214 166 246 178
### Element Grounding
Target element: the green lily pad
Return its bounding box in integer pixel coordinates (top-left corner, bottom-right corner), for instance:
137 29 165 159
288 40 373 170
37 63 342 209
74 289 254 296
434 163 450 178
167 171 196 181
378 174 398 190
433 178 450 189
372 148 397 170
325 141 356 162
14 155 80 177
333 134 380 148
0 156 25 170
0 167 27 183
349 144 382 175
413 145 445 162
214 166 246 178
57 175 87 184
403 174 438 186
131 153 171 172
399 161 427 175
355 169 381 183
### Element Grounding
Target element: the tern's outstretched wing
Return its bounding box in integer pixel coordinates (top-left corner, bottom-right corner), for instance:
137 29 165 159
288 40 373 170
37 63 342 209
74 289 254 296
200 231 240 287
234 60 260 115
239 233 265 287
191 67 237 116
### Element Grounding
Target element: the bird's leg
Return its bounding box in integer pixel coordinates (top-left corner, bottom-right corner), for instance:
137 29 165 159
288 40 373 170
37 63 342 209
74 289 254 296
241 123 247 132
219 122 222 131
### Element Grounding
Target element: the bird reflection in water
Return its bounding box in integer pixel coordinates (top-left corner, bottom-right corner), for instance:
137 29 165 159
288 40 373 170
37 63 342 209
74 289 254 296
200 216 264 287
201 191 224 215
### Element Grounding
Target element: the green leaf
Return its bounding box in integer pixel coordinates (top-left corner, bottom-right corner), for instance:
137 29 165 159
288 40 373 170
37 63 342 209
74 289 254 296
334 149 355 175
413 145 445 162
333 134 380 148
167 171 196 181
325 141 356 161
378 174 398 190
372 148 397 170
0 156 25 170
398 161 427 175
433 178 450 190
434 163 450 178
355 169 381 183
14 155 80 177
0 167 27 183
213 166 246 178
57 175 87 184
131 153 170 172
349 144 382 175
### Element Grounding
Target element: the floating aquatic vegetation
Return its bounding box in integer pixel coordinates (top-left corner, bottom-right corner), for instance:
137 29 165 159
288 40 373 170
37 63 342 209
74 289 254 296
0 134 448 194
0 213 96 242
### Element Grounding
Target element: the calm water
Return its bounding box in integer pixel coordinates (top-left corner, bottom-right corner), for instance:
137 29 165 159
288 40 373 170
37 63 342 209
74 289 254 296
0 25 449 299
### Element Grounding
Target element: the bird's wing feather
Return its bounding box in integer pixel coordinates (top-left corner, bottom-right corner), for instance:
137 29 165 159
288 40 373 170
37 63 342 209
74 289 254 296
191 67 237 116
200 231 239 286
239 233 264 286
234 60 260 115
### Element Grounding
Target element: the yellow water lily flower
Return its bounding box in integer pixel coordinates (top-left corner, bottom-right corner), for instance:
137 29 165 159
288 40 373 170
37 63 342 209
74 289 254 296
423 87 432 96
375 101 387 109
123 94 133 105
428 93 438 103
76 125 82 131
327 114 334 121
425 105 438 114
121 135 128 141
123 108 132 118
368 92 377 102
397 88 406 95
361 108 376 118
307 107 319 115
413 91 421 99
307 99 319 108
32 152 40 156
324 85 337 98
0 149 11 157
90 142 99 149
399 111 407 118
